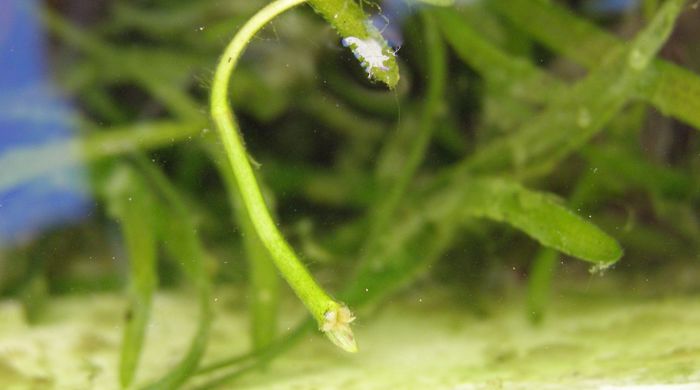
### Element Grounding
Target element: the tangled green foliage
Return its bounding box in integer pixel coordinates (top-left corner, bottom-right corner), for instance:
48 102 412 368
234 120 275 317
1 0 699 388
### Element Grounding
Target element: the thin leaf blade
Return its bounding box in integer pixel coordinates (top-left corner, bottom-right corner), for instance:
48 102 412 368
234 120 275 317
105 165 158 388
462 179 623 264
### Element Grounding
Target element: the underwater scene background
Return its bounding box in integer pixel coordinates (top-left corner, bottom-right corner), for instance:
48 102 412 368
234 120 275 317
0 0 699 388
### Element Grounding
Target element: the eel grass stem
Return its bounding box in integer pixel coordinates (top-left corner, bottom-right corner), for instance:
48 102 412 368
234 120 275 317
210 0 356 353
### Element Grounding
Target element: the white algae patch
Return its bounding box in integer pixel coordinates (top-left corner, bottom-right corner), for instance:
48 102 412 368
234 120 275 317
342 36 390 77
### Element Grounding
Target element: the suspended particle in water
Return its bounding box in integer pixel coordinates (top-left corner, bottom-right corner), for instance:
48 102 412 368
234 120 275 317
577 107 592 128
628 49 646 70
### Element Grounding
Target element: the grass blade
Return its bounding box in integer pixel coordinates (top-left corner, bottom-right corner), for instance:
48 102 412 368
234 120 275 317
105 165 158 388
489 0 700 130
210 0 358 352
526 249 558 324
465 179 622 263
457 0 687 178
435 8 564 105
207 145 280 350
134 159 213 390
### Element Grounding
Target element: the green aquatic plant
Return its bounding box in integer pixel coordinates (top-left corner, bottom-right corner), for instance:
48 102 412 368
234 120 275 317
307 0 400 87
2 0 699 388
103 160 213 389
211 0 377 353
105 165 158 388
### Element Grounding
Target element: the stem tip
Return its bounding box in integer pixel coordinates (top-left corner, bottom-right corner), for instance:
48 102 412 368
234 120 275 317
321 305 358 353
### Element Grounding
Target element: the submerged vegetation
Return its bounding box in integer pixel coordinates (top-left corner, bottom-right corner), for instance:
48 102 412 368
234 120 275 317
0 0 699 387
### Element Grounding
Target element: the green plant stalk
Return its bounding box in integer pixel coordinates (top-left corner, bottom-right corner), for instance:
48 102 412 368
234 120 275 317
18 264 48 324
193 320 315 389
210 0 356 352
435 8 565 105
208 144 280 350
525 168 598 324
243 210 281 350
133 158 213 390
525 249 558 324
106 166 158 388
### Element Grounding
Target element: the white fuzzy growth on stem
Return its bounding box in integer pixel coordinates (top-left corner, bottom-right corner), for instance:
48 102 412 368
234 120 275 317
342 36 390 77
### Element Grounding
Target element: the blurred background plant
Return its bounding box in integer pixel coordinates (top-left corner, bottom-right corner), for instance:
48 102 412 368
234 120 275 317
0 0 699 388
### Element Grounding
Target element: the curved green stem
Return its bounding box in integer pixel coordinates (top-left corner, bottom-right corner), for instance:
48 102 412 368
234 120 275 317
210 0 356 352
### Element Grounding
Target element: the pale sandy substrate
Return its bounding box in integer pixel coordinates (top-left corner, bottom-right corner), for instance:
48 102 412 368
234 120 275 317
0 284 699 389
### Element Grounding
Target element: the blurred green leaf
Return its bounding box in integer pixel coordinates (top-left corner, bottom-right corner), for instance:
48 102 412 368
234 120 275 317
105 165 158 388
436 8 563 105
456 0 686 178
526 249 558 324
207 145 280 350
460 179 622 264
582 145 696 200
347 176 622 306
488 0 700 130
135 160 213 390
